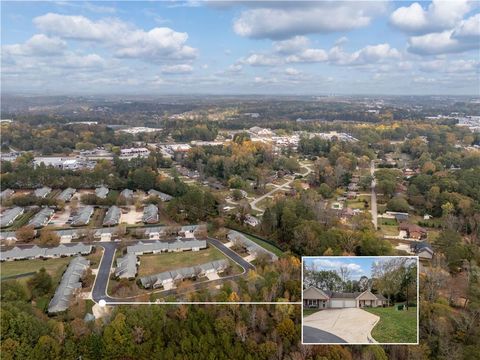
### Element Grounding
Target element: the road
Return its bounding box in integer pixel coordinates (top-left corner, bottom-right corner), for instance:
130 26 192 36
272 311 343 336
303 326 347 344
91 238 255 304
370 160 378 230
250 163 313 214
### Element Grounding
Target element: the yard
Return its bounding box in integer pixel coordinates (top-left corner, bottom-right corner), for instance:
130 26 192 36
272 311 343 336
303 308 320 317
364 306 417 343
1 257 72 281
244 233 283 257
137 247 227 276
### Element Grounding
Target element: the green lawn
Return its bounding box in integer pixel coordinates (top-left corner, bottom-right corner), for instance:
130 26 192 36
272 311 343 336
137 247 227 276
1 257 72 280
364 306 417 343
244 234 283 257
303 308 320 317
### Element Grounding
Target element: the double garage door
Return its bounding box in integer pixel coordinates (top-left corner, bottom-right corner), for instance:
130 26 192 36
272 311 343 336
330 299 356 308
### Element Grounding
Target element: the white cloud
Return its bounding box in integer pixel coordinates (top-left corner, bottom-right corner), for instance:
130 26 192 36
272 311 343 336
286 48 328 63
328 43 400 65
273 36 310 54
312 259 365 275
408 29 479 55
284 67 301 76
33 13 197 62
3 34 66 56
390 0 472 34
233 2 387 39
161 64 193 74
240 53 280 66
452 13 480 40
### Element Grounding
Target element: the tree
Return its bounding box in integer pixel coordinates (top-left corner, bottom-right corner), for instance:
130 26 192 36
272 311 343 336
37 229 60 246
28 268 53 298
32 335 61 360
387 196 410 212
15 225 35 242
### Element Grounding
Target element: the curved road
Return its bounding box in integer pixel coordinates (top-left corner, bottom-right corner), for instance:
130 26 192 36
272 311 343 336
91 238 255 304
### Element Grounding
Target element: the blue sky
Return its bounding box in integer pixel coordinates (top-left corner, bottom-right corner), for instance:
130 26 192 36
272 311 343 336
1 1 479 95
304 257 388 280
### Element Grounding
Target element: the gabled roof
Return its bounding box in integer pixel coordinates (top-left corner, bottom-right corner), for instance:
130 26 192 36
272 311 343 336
28 207 55 228
303 286 330 299
95 186 109 199
375 293 387 301
103 206 121 226
34 186 52 198
57 188 76 202
48 256 90 313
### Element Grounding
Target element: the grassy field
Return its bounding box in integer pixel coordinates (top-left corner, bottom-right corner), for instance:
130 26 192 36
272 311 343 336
303 308 320 317
244 234 283 257
364 306 417 343
90 208 106 227
137 247 227 276
1 250 101 281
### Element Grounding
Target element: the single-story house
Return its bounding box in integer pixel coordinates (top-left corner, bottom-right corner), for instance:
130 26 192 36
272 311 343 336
48 256 90 313
303 287 388 309
399 222 427 240
71 206 94 226
103 205 121 227
142 204 159 224
57 188 76 202
95 186 109 199
28 207 55 228
34 186 52 198
148 189 173 202
411 241 434 260
0 207 24 227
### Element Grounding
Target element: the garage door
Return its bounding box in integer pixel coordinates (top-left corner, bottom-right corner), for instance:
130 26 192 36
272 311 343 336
330 300 344 308
344 300 356 307
331 299 356 308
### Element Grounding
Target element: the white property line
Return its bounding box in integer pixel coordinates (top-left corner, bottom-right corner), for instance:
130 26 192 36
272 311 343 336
101 301 302 306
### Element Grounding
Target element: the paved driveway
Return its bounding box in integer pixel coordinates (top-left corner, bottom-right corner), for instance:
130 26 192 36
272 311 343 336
303 308 379 343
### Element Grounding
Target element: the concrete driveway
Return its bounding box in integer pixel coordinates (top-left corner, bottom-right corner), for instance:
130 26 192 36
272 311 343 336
303 308 379 343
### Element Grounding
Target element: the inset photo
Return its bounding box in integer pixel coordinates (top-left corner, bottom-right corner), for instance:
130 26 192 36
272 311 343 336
302 256 418 345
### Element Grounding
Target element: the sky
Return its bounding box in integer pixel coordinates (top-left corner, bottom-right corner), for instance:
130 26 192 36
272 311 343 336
1 1 479 95
304 257 379 280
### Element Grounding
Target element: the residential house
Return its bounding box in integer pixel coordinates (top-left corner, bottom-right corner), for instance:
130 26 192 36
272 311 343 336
0 188 14 200
148 189 173 201
303 287 388 309
399 222 427 240
0 243 92 261
57 188 76 202
244 214 260 227
120 189 134 200
126 239 207 255
140 259 229 289
411 241 434 260
34 186 52 198
28 207 55 228
103 206 121 227
48 256 90 313
227 230 278 261
115 253 138 279
95 186 109 199
142 204 159 224
71 206 94 226
0 207 24 227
